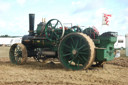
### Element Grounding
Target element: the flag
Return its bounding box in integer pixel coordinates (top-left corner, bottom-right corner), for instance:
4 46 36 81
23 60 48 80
102 13 112 25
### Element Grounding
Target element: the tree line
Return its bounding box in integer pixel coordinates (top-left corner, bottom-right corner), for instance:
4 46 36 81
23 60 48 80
0 35 10 37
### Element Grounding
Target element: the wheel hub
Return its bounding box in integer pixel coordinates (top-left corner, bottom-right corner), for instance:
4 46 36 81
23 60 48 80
72 49 77 55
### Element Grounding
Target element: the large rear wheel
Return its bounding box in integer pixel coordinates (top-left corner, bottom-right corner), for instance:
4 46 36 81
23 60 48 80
9 43 27 65
58 33 95 70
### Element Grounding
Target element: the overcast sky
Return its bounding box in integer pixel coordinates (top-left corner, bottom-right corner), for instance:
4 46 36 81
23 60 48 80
0 0 128 36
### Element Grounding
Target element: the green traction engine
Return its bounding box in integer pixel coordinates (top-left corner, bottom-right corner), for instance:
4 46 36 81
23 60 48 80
9 14 117 70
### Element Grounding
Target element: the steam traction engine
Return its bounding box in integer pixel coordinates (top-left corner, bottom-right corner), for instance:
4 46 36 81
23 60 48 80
9 14 117 70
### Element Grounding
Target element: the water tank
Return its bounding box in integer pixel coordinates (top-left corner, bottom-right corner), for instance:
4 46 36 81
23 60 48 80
125 33 128 56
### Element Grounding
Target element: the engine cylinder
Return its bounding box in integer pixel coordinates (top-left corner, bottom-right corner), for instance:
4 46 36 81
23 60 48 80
42 51 56 56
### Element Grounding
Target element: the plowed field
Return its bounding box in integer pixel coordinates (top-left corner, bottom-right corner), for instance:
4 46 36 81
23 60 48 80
0 47 128 85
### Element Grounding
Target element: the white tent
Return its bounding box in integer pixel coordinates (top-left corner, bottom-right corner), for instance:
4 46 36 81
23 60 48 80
10 38 22 45
0 37 22 46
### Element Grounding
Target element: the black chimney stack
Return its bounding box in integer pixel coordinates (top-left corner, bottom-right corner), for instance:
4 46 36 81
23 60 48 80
29 14 35 36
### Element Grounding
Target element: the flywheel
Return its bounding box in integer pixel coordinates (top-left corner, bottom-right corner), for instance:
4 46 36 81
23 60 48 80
45 19 65 41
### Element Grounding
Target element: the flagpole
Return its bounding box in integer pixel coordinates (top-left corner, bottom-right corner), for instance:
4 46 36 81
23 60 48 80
101 13 104 34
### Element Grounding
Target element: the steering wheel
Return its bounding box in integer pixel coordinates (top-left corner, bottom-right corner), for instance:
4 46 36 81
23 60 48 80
45 19 65 41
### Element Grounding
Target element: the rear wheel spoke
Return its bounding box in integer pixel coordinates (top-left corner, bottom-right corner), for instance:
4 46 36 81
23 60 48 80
79 52 88 55
77 56 84 62
70 43 74 49
70 37 75 46
78 45 86 51
70 55 77 62
63 44 72 50
81 55 88 62
62 53 72 57
75 39 79 49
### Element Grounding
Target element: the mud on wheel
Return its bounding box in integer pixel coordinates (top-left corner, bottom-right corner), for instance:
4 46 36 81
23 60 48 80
58 33 95 70
9 43 27 65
